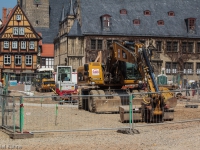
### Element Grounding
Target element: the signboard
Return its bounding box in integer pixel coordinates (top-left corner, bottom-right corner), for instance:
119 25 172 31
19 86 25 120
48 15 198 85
92 69 99 75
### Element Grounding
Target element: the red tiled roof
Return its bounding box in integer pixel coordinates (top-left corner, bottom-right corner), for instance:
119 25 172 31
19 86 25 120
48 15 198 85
41 44 54 57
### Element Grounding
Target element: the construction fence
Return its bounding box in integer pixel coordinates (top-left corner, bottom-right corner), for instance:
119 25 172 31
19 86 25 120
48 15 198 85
1 88 200 135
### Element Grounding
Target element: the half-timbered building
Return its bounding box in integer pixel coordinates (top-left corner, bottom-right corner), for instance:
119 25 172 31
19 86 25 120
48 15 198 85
0 4 42 81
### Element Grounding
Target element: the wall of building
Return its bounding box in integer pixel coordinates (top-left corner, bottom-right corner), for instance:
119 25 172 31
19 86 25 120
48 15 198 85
20 0 49 28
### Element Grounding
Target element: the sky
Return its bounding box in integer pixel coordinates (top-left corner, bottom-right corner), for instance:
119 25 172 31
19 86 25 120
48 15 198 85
0 0 17 19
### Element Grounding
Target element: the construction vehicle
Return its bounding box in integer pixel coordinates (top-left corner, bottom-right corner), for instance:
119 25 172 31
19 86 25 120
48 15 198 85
35 68 55 92
52 66 78 104
77 41 178 122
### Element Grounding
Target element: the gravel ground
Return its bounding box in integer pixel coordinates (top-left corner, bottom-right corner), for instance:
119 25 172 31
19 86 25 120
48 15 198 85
0 122 200 150
0 85 199 149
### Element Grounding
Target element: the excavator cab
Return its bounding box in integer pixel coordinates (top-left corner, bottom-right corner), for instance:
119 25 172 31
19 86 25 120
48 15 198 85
120 62 142 80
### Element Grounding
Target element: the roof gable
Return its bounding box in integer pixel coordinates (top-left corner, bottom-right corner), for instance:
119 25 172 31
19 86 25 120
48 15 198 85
0 5 42 40
68 19 83 36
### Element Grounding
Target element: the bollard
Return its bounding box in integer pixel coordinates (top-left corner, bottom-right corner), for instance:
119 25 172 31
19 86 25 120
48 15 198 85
55 104 58 126
20 96 24 133
13 97 16 133
129 94 133 130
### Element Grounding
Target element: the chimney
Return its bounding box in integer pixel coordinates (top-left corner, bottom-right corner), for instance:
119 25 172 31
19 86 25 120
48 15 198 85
8 8 12 16
2 8 7 25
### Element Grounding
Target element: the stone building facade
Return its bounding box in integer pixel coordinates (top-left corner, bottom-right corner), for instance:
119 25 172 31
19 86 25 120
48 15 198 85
20 0 49 28
20 0 200 85
54 2 84 71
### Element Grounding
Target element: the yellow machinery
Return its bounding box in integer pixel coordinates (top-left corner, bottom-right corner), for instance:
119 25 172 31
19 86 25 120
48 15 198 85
77 41 177 122
35 68 55 92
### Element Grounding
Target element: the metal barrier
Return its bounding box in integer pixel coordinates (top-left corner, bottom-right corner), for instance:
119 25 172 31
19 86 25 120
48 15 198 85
0 95 21 133
1 88 200 134
22 94 130 133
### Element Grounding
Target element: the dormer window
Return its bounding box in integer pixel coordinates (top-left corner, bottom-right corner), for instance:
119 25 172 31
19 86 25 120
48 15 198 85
157 20 164 25
133 19 140 25
168 11 175 16
101 14 111 31
188 18 196 30
120 9 127 14
144 10 151 16
185 18 196 33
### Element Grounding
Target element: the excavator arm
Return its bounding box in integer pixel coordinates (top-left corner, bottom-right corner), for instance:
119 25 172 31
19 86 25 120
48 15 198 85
111 41 177 121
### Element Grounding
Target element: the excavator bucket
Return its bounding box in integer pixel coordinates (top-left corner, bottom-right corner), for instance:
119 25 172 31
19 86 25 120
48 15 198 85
94 98 121 113
159 87 177 108
88 90 121 113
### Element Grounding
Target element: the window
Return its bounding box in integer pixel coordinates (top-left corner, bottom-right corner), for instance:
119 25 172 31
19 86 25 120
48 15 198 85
4 41 9 49
197 43 200 53
196 63 200 74
97 40 102 49
166 62 171 74
36 20 39 25
12 41 18 49
166 62 177 74
157 20 164 25
42 58 46 66
168 11 175 16
172 42 178 52
156 41 162 52
19 27 24 35
41 58 54 68
182 42 193 53
166 42 178 52
101 14 111 31
188 18 196 30
91 39 103 50
15 55 22 65
29 41 35 49
166 42 171 52
13 27 18 35
133 19 140 25
120 9 127 14
182 42 187 53
184 63 193 74
103 16 110 27
21 41 26 49
16 14 21 21
25 55 32 65
91 39 96 50
107 40 112 49
172 63 177 74
185 18 196 33
188 42 193 53
4 55 11 65
144 10 151 15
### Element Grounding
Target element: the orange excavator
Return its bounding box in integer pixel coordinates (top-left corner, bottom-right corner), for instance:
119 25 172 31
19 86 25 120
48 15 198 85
77 41 177 122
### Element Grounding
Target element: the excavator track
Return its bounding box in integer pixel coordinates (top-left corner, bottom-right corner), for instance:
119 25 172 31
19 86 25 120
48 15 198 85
88 90 99 112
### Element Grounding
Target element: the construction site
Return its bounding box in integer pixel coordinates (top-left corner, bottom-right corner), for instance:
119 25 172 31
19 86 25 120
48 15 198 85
0 41 200 150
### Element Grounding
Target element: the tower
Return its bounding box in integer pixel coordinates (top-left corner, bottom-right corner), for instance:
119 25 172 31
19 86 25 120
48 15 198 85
19 0 50 28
